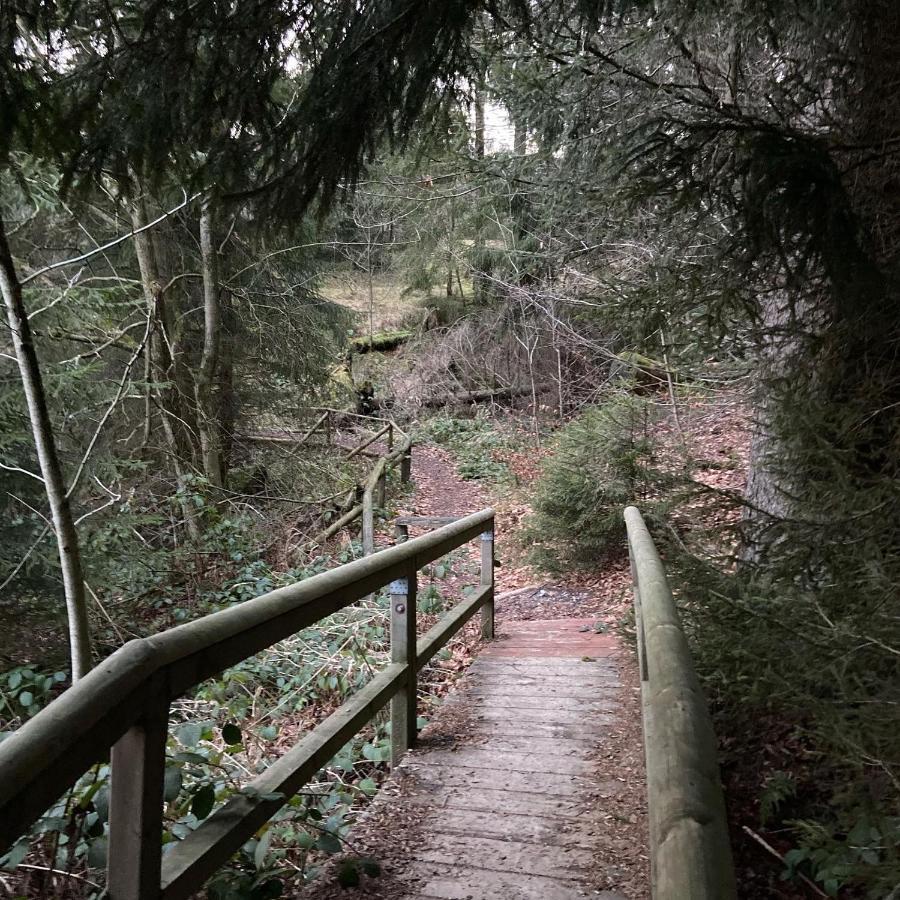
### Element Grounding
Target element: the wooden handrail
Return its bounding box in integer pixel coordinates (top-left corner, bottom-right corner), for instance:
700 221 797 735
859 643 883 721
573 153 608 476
624 506 736 899
0 508 495 899
347 422 391 459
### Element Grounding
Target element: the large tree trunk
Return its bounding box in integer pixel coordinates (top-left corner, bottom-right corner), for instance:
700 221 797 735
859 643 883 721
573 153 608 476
195 200 224 489
743 2 900 560
0 216 93 680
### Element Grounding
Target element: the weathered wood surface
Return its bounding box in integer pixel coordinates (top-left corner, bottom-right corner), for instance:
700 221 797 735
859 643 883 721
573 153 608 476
303 619 633 900
625 506 736 900
394 515 461 527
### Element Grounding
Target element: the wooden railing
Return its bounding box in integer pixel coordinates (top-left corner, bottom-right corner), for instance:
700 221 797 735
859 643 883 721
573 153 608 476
249 410 414 553
624 506 736 900
0 509 495 900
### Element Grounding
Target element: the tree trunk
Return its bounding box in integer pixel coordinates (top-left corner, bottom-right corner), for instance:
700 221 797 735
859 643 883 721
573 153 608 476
514 119 526 156
0 215 93 680
130 192 202 540
743 3 900 559
473 85 487 303
218 289 237 480
195 200 224 488
474 87 485 159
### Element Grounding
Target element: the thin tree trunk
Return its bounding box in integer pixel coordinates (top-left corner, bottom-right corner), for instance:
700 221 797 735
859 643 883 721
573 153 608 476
473 83 486 303
142 319 154 447
130 193 201 540
514 119 526 156
0 215 93 680
367 238 375 342
218 289 236 480
474 87 485 159
195 200 223 488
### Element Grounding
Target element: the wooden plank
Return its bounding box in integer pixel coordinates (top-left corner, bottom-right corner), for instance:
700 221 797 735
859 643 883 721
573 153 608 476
394 515 460 527
390 571 417 768
624 505 735 900
415 585 491 672
160 663 407 900
107 696 168 899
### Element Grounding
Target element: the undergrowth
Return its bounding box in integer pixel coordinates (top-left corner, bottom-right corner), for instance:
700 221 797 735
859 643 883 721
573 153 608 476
0 540 470 898
419 410 515 484
664 486 900 897
523 395 672 571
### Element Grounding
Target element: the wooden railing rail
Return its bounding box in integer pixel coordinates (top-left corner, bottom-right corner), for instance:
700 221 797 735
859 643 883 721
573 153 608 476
624 506 736 900
304 412 412 551
0 508 495 900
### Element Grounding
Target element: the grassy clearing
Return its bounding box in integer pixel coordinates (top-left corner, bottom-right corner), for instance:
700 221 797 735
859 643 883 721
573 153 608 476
319 272 427 336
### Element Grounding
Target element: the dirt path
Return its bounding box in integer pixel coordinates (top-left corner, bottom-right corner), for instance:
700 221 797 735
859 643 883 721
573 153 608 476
300 440 649 898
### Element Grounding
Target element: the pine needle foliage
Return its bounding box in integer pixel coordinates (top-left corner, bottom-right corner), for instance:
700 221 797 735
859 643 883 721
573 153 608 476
524 395 665 570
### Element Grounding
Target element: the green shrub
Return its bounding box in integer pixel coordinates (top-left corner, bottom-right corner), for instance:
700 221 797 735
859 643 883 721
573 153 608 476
524 396 661 570
421 411 513 484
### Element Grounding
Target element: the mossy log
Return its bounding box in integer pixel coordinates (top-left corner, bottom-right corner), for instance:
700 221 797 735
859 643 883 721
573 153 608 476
349 330 412 354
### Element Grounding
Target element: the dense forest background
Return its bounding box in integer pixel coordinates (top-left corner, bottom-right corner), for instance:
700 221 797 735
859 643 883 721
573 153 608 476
1 1 898 897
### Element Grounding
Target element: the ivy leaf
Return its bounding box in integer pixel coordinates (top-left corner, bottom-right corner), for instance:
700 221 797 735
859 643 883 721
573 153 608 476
87 837 108 869
18 691 33 708
93 787 110 823
358 778 377 797
1 839 29 870
191 784 216 821
163 768 183 802
297 830 315 850
316 832 342 854
7 671 22 690
173 751 207 765
176 723 202 747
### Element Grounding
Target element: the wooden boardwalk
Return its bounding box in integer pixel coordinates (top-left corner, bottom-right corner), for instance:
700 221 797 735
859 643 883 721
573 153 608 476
307 618 642 900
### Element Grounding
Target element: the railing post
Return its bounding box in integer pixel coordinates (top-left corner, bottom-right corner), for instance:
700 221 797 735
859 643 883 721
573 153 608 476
387 423 394 451
107 698 168 899
394 522 409 544
362 488 374 556
325 409 332 446
389 570 417 769
376 471 386 508
480 527 495 639
400 444 412 483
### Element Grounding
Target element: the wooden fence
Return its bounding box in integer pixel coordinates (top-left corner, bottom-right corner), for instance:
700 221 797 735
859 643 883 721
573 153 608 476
0 509 495 900
244 409 413 553
624 506 736 899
